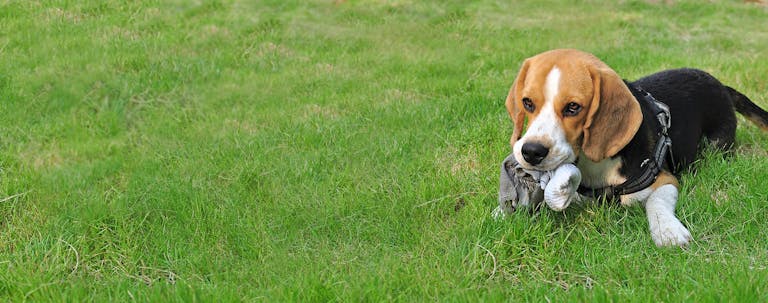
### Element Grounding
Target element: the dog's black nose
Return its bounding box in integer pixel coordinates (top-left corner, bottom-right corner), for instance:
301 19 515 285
521 142 549 165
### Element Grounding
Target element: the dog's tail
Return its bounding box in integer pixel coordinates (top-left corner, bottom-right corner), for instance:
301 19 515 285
728 86 768 131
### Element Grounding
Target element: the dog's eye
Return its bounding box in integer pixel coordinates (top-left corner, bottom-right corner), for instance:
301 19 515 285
522 97 535 112
563 102 582 117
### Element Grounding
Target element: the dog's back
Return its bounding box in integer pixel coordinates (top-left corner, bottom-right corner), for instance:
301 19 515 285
632 68 768 171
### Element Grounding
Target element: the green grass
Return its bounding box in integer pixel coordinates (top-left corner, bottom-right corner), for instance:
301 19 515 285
1 0 767 301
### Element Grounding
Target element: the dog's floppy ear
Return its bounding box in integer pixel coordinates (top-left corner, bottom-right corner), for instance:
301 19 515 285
581 65 642 162
505 59 530 146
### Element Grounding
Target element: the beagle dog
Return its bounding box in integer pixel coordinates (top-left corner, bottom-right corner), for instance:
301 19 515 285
505 49 768 247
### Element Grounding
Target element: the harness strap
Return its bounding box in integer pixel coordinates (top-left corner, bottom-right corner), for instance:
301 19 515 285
578 84 672 199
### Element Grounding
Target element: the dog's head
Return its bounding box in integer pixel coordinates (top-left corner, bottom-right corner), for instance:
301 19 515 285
505 49 642 170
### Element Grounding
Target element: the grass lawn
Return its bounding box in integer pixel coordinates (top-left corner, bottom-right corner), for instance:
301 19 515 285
1 0 768 301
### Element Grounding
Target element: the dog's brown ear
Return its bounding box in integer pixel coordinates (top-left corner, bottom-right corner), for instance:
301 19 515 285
582 65 642 162
505 59 530 146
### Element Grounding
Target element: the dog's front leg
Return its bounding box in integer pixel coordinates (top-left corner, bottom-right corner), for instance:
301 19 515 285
644 184 692 247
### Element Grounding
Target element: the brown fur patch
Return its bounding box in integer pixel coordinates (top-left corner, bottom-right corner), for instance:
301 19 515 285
582 62 643 161
505 60 530 144
651 171 679 189
743 113 768 131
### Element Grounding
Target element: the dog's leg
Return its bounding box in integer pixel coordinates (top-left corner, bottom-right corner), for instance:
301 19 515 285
644 184 692 247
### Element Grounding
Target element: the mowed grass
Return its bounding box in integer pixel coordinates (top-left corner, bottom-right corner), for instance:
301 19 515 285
1 0 767 301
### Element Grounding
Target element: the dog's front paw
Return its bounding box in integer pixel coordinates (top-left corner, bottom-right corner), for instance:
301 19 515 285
650 217 692 247
544 164 581 211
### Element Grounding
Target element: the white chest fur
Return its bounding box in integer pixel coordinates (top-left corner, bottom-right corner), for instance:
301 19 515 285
576 154 627 189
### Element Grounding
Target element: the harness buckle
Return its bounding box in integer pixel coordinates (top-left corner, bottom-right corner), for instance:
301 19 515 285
637 87 671 134
651 96 671 134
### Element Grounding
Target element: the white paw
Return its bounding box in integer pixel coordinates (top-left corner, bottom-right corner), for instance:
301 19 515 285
650 218 692 247
544 164 581 211
544 185 572 211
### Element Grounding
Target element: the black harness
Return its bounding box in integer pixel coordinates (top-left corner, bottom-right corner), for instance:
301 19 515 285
578 84 672 199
